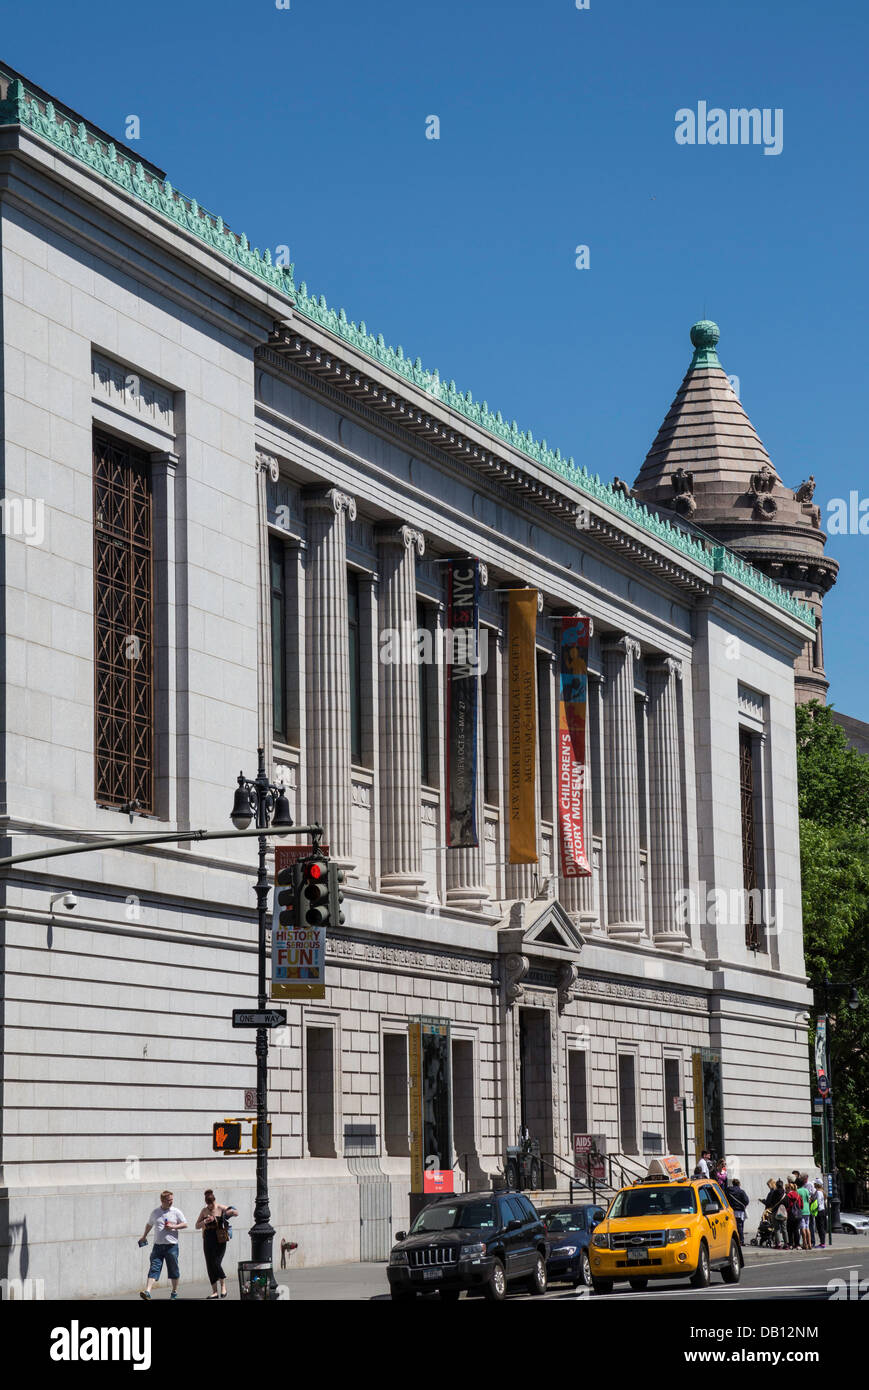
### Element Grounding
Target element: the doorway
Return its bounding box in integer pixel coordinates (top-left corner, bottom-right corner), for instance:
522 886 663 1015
518 1008 554 1184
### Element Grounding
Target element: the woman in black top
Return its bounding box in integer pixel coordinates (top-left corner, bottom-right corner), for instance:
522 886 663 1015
195 1189 238 1298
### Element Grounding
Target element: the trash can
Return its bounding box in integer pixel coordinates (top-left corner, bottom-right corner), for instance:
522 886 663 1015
238 1261 277 1301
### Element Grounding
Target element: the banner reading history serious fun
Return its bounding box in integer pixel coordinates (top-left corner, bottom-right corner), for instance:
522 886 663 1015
508 589 538 864
557 616 592 878
446 560 479 848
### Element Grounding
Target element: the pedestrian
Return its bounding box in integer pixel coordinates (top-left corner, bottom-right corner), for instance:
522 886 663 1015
784 1180 803 1249
696 1150 711 1179
813 1180 827 1248
725 1175 749 1244
139 1190 188 1299
195 1189 238 1299
796 1174 813 1250
768 1179 788 1249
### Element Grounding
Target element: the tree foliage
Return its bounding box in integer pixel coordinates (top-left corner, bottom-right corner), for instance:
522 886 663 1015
797 702 869 1184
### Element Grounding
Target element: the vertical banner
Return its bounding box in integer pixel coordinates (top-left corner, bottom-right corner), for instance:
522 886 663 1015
815 1016 830 1096
557 616 593 878
508 589 538 864
271 844 328 1001
691 1050 705 1159
446 560 479 848
408 1017 453 1194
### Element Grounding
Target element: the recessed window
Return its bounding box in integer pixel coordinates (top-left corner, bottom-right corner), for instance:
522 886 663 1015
348 571 362 763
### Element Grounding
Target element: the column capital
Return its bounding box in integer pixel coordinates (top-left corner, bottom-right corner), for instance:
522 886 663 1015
375 523 425 557
648 656 683 681
602 634 641 661
255 451 281 482
302 485 357 521
478 562 489 589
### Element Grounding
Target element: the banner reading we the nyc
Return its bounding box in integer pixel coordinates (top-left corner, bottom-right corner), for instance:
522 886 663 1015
508 589 538 865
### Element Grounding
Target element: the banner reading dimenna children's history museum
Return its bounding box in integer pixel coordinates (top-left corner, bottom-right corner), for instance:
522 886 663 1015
446 560 479 847
557 616 592 878
508 589 538 864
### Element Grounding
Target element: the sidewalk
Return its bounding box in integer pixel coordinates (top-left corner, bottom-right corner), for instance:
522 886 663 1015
99 1261 389 1301
741 1233 866 1262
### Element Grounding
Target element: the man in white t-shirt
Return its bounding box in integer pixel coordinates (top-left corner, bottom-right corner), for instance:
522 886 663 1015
139 1190 187 1299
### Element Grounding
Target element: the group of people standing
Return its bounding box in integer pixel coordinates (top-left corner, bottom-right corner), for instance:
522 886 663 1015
138 1189 238 1299
759 1174 827 1250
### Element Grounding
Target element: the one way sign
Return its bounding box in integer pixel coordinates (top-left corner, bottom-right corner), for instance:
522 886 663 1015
232 1009 287 1029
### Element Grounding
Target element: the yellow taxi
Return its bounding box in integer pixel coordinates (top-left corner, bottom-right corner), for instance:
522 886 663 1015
589 1171 742 1293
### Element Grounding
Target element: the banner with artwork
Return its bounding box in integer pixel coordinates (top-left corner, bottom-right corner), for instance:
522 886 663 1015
557 616 592 878
446 560 479 847
508 589 538 864
815 1016 830 1096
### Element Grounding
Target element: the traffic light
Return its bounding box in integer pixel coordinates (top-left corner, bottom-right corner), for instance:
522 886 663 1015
252 1121 272 1150
297 855 329 929
213 1121 242 1152
328 861 346 927
276 859 300 929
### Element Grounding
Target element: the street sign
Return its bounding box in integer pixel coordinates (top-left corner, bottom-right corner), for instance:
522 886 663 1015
673 1095 683 1112
244 1088 257 1110
811 1116 822 1126
232 1009 287 1029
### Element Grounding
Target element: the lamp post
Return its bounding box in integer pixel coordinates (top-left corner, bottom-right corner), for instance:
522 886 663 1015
230 748 293 1290
816 976 863 1236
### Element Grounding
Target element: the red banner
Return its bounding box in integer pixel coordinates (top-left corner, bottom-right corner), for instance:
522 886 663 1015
557 617 592 878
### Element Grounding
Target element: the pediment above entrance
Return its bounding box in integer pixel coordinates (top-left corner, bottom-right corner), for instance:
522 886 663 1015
498 899 584 1010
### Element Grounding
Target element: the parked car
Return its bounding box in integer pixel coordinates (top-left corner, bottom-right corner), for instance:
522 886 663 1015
840 1212 869 1235
589 1175 742 1293
540 1203 608 1287
387 1190 548 1301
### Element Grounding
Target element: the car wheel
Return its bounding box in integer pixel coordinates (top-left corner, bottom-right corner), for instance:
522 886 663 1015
483 1258 507 1302
390 1289 416 1301
592 1278 613 1295
689 1241 711 1289
628 1279 648 1290
721 1237 741 1284
506 1159 520 1190
439 1288 461 1301
579 1250 592 1286
529 1158 541 1190
842 1223 854 1234
526 1253 547 1296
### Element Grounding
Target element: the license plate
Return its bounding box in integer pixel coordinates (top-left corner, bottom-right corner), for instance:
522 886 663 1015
422 1268 443 1280
627 1247 648 1263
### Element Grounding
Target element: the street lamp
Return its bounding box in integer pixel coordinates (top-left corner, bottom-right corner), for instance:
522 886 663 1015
816 976 866 1235
230 747 293 1293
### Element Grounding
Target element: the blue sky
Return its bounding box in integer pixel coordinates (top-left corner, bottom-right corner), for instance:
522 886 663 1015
4 0 867 715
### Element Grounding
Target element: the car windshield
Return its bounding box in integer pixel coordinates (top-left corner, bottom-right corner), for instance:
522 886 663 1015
409 1201 496 1234
609 1186 698 1218
543 1210 586 1233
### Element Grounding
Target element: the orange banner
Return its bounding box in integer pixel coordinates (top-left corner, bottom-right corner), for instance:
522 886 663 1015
508 590 538 864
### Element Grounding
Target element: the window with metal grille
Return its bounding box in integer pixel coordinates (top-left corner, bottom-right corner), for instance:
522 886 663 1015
739 728 760 950
93 432 154 812
270 536 288 741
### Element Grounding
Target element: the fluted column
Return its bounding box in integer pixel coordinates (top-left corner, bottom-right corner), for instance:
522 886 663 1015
602 635 643 939
647 658 689 949
376 524 427 896
303 487 356 865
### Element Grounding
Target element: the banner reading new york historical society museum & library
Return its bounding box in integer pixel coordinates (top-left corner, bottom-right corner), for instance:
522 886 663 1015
446 560 480 847
557 616 592 877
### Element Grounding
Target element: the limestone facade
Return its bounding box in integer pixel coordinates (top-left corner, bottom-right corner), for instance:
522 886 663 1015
0 65 817 1297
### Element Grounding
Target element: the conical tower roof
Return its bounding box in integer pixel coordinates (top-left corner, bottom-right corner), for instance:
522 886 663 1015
633 320 781 513
631 319 838 706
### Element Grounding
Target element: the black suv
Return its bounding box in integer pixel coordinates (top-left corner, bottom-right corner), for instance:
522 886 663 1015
387 1191 548 1301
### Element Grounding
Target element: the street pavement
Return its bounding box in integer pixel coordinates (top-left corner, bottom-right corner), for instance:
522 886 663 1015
97 1235 868 1301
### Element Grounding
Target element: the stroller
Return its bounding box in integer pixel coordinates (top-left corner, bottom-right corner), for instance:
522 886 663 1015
750 1211 777 1248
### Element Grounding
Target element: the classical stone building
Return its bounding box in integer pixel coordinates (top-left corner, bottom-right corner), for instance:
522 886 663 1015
0 64 818 1297
632 320 838 705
